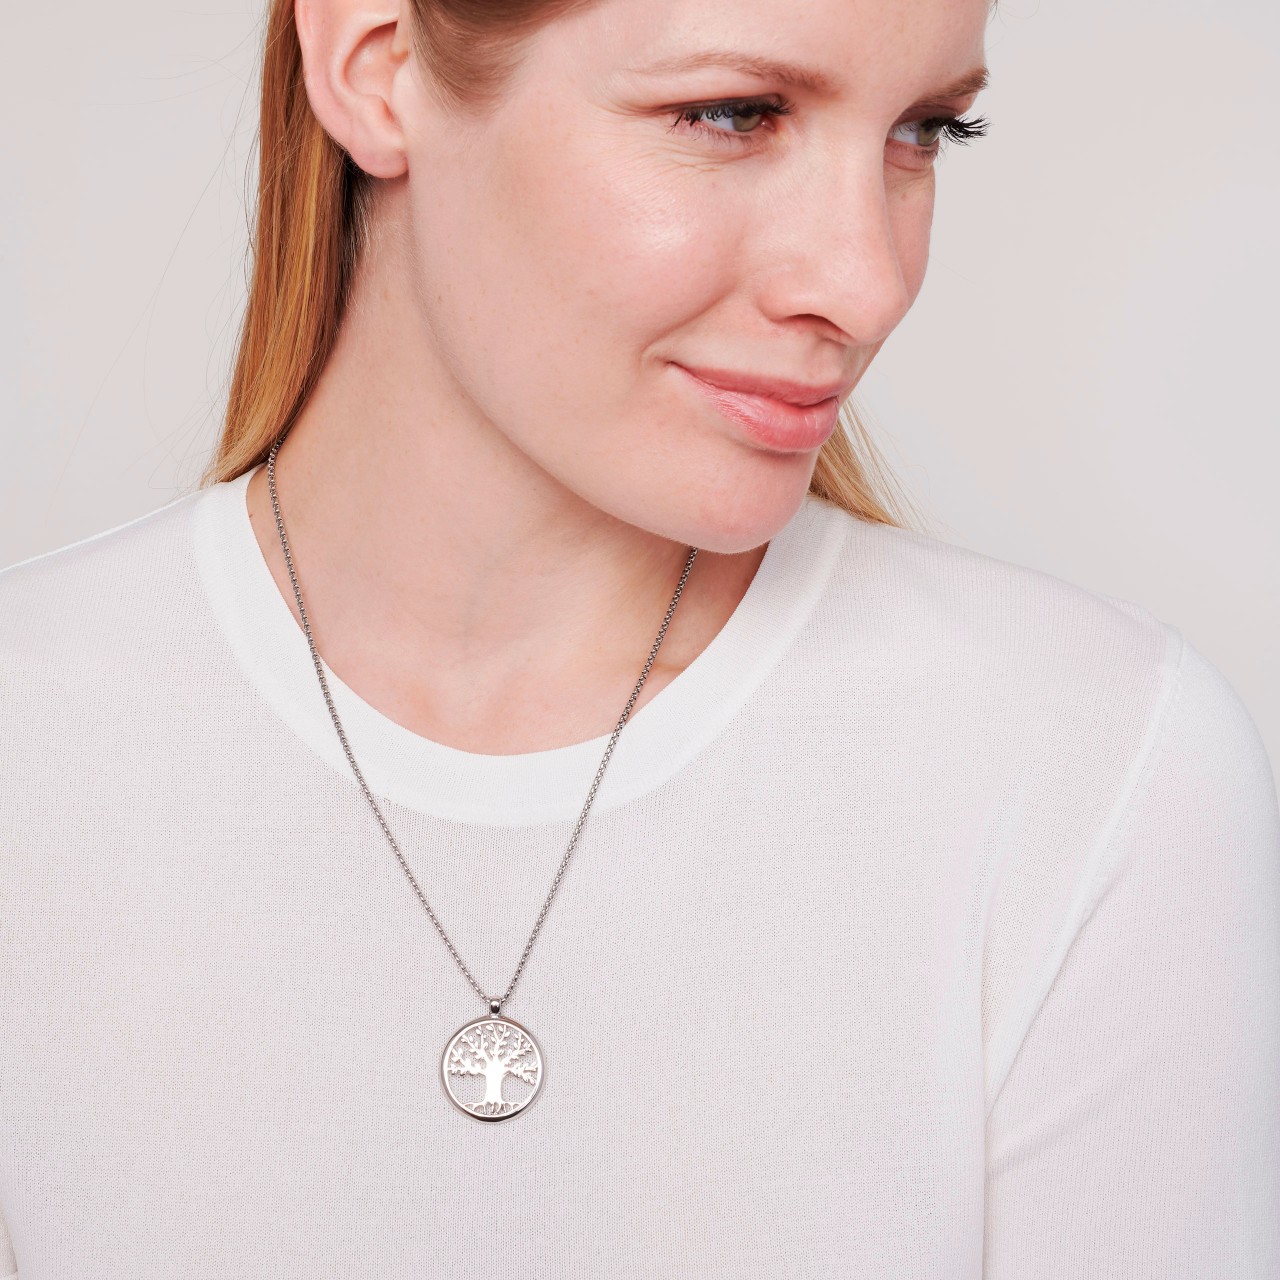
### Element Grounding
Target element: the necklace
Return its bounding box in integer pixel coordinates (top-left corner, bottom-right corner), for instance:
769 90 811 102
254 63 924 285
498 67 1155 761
265 432 699 1121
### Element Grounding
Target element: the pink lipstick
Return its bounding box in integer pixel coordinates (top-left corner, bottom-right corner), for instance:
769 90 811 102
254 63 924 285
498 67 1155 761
674 364 842 452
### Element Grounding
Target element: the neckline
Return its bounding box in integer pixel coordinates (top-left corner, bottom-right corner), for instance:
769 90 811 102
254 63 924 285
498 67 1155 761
191 464 851 825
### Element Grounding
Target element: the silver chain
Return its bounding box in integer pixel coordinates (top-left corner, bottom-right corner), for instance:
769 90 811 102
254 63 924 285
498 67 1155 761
265 431 699 1017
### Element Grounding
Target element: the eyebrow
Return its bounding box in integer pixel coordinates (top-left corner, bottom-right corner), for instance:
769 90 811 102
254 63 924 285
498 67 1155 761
629 52 990 103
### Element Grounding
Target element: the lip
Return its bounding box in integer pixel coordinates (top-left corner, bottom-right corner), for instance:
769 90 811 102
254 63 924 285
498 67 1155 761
674 364 842 452
676 365 851 406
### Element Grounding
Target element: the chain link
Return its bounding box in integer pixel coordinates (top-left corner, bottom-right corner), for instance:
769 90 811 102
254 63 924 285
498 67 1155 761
265 430 698 1016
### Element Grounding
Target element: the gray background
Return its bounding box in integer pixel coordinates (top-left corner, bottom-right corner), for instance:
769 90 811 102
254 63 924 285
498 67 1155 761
2 0 1277 778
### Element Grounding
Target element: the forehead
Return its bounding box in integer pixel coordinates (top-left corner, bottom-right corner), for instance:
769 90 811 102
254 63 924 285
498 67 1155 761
546 0 991 100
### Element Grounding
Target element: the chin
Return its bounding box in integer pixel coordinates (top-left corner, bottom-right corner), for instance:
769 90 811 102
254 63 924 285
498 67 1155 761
658 463 817 557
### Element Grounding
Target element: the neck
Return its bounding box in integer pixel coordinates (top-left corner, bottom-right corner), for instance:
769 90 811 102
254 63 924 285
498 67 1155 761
243 378 767 760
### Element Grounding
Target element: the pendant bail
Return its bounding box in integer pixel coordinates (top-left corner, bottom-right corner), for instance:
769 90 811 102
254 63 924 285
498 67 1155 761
489 998 502 1017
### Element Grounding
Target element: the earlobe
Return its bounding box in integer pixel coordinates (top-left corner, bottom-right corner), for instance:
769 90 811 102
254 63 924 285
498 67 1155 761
293 0 410 180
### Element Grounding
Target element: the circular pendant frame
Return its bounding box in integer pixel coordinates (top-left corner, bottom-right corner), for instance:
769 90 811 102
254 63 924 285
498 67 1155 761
440 1014 544 1121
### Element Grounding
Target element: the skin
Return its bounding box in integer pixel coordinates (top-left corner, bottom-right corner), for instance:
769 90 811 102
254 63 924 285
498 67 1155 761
247 0 990 755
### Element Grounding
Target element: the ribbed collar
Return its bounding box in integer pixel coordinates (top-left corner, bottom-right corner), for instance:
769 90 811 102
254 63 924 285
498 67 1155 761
191 464 851 825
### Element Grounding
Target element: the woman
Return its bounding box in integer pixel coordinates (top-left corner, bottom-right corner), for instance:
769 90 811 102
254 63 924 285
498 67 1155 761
1 0 1276 1274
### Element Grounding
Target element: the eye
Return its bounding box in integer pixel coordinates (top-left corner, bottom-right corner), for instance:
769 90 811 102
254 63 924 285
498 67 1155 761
890 113 991 161
667 96 796 144
667 97 991 166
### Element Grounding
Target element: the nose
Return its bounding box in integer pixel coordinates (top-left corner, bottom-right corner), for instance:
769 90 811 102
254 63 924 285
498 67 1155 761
754 142 919 348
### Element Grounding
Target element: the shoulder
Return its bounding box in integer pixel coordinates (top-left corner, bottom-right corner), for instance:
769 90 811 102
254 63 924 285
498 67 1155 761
825 503 1170 664
0 485 207 674
838 514 1272 779
813 501 1180 732
807 502 1275 834
1135 630 1277 830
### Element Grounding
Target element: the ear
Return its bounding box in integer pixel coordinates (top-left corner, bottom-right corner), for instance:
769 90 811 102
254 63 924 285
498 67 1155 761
294 0 412 179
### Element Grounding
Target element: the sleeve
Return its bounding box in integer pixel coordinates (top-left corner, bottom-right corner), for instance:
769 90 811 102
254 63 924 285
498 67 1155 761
983 631 1280 1278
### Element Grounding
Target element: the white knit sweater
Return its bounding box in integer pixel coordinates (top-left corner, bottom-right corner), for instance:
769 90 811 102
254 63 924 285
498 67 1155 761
1 465 1276 1278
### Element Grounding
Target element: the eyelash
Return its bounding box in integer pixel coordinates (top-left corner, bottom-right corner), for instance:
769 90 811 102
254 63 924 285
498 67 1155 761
667 95 991 160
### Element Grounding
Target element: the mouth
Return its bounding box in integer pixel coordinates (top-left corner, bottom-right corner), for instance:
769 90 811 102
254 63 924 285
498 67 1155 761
672 364 841 453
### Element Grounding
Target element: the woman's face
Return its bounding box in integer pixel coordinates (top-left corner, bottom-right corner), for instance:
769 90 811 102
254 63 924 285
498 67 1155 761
393 0 990 550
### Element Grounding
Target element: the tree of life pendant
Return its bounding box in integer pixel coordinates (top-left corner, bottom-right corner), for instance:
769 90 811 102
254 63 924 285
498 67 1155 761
441 1013 543 1121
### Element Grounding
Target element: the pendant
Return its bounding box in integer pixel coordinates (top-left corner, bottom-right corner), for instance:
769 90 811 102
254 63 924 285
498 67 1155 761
441 1008 544 1121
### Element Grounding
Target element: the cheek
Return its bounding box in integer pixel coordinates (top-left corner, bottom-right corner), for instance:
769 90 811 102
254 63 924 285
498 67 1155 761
404 120 792 537
489 126 733 370
890 178 935 307
408 114 735 440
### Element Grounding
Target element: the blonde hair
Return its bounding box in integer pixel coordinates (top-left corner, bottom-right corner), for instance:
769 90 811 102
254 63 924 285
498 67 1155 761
199 0 926 531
